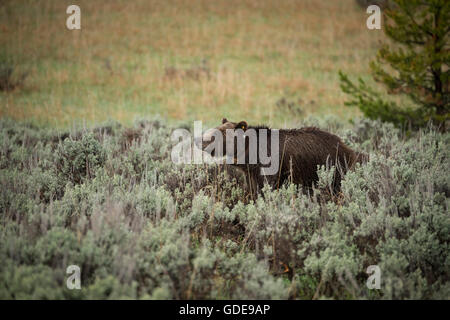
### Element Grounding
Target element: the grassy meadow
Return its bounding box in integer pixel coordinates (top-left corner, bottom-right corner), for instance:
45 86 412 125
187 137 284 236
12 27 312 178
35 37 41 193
1 0 387 127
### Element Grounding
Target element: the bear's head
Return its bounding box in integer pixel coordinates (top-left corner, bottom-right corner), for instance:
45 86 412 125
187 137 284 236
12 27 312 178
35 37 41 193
196 118 248 161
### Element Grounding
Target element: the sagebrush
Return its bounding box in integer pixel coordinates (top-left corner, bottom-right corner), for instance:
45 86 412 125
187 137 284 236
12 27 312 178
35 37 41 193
0 117 448 299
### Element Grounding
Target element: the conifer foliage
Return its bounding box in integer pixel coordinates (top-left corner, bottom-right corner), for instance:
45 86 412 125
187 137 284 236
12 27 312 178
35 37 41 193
340 0 449 130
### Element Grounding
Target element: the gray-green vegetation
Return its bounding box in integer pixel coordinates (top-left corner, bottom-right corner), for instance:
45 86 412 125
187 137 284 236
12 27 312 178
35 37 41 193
0 116 448 299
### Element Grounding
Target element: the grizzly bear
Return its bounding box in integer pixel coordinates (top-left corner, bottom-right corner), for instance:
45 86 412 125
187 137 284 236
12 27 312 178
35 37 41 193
197 118 367 198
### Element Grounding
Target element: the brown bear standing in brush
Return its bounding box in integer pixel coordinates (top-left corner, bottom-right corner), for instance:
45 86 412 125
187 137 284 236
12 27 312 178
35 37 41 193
197 118 367 198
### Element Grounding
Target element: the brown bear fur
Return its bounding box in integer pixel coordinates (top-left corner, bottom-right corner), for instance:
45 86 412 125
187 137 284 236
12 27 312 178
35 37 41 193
199 118 367 198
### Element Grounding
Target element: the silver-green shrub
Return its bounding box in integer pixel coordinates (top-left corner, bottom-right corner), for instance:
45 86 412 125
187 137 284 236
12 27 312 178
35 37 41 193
0 117 448 299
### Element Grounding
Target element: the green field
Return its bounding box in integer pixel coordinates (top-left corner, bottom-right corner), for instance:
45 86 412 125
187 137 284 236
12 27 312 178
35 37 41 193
1 0 387 127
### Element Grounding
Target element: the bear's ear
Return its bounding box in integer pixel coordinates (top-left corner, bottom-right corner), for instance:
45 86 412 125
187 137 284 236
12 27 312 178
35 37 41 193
222 118 228 124
236 121 248 131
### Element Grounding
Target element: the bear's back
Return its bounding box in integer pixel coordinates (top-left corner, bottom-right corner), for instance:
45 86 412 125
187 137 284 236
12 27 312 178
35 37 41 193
276 127 357 187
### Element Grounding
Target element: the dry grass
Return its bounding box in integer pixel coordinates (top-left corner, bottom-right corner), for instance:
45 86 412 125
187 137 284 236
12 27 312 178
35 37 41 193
0 0 387 128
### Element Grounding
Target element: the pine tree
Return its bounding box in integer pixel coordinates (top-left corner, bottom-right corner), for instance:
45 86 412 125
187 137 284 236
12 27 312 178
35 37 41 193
340 0 449 130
